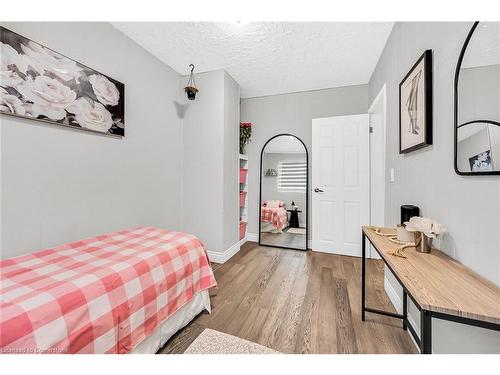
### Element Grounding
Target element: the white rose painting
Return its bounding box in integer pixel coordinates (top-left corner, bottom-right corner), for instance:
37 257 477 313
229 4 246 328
0 27 125 136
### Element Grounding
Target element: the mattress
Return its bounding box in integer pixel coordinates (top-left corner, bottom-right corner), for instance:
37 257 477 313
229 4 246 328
131 290 210 354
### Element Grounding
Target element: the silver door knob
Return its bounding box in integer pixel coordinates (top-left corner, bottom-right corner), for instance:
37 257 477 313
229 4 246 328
314 188 324 193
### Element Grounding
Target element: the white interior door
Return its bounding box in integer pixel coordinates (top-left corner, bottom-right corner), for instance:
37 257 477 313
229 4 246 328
311 114 369 256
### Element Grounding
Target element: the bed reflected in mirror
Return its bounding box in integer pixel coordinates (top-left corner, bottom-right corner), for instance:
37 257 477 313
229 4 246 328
259 134 308 250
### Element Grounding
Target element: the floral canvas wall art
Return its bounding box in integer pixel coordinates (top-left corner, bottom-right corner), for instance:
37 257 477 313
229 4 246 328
0 27 125 137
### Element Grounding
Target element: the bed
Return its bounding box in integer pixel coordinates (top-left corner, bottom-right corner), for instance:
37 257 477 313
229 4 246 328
261 201 288 232
0 227 217 354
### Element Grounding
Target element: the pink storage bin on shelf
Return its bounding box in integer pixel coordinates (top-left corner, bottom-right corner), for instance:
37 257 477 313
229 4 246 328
239 191 247 207
239 221 247 240
239 168 248 184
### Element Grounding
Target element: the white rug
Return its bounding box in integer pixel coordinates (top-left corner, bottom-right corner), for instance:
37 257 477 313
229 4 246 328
184 328 279 354
286 227 306 235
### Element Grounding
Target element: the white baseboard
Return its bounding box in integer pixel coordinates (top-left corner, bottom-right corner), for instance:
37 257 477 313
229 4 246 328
207 237 246 264
384 275 403 314
384 275 421 352
246 232 259 242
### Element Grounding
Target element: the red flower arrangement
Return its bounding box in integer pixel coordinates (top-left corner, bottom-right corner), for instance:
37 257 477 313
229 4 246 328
240 122 252 154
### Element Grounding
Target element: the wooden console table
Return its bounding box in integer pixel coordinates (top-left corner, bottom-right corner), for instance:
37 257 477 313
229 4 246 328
361 226 500 354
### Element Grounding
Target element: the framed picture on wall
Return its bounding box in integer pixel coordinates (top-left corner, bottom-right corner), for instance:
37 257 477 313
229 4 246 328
399 49 432 153
0 26 125 137
469 150 493 172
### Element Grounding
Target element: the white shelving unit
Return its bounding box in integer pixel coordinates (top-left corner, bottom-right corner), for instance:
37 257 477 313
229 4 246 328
239 154 248 240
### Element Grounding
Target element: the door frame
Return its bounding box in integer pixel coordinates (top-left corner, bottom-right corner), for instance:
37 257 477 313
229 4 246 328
368 84 387 259
258 133 309 251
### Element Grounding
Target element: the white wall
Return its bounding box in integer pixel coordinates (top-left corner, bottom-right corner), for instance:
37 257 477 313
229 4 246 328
1 22 184 258
369 22 500 353
241 85 369 238
180 70 240 257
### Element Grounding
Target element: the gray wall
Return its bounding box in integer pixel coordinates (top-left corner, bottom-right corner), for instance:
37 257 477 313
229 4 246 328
241 85 369 238
181 70 225 252
1 22 184 258
223 72 240 250
180 70 240 254
458 64 500 171
457 127 499 172
0 23 240 262
262 152 307 227
459 64 500 124
369 22 500 353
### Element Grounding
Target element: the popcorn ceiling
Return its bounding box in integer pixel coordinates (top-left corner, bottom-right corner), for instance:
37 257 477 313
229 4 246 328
112 22 394 98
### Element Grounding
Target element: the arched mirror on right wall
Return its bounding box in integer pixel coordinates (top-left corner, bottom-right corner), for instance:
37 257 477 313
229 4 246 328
455 21 500 175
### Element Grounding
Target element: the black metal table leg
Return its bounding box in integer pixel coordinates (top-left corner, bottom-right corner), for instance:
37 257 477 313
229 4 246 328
360 230 423 350
361 231 366 321
420 310 432 354
403 290 408 330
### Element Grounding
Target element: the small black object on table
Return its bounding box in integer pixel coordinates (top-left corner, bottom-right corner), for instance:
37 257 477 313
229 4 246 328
287 209 302 228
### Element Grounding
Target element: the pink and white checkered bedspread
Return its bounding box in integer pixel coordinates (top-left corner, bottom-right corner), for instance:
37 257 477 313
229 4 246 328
0 227 216 354
261 207 288 231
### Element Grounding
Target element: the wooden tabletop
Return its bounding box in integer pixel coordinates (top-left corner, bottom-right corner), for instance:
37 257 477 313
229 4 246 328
362 226 500 325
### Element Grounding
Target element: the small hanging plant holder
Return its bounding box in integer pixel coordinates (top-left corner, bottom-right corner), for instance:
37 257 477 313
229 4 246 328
184 64 198 100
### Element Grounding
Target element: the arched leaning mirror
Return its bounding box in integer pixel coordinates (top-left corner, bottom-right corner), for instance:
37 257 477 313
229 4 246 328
259 134 308 250
455 21 500 175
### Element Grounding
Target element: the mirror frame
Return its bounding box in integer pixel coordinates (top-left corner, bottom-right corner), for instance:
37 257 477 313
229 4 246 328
258 134 309 251
454 21 500 176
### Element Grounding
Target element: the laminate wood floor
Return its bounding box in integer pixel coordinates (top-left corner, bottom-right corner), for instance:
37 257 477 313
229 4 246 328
260 231 306 249
159 242 418 354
